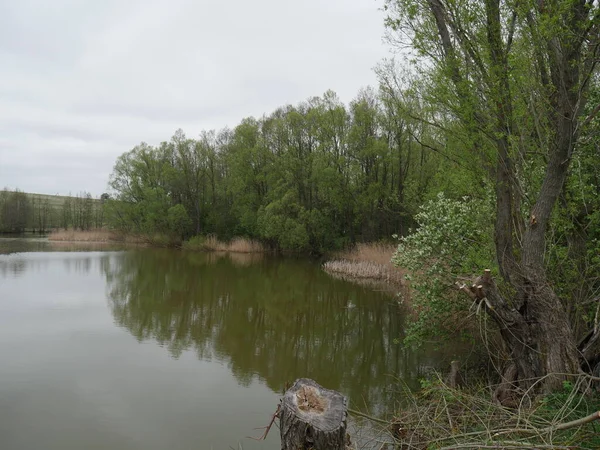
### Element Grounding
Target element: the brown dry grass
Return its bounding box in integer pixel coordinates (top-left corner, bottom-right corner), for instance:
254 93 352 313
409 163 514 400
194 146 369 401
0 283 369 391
226 237 265 253
48 229 147 244
323 242 406 291
48 229 113 242
336 242 398 267
185 235 266 253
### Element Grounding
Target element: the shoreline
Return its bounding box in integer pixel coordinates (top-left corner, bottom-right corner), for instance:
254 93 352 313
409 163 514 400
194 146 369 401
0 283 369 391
47 229 269 254
322 259 404 287
47 231 405 292
47 229 147 244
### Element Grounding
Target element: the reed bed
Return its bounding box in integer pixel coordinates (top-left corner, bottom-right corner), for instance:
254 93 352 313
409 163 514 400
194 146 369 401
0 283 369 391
48 229 148 244
48 229 113 242
340 242 398 266
224 237 265 253
183 235 266 253
323 242 404 287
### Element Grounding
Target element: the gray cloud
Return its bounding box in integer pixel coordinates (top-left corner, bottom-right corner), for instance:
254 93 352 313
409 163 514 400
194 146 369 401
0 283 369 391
0 0 388 196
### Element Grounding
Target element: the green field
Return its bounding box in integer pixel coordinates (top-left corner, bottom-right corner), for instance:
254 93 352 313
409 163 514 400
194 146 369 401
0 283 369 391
0 190 104 233
24 192 102 206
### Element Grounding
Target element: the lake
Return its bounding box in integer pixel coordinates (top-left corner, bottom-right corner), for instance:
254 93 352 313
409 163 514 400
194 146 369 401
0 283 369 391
0 238 442 450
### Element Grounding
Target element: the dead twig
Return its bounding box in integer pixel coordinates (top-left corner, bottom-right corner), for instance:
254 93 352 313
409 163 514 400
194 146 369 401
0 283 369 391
246 404 281 441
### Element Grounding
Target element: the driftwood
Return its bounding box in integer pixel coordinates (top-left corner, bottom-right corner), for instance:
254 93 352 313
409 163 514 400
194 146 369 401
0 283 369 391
280 378 349 450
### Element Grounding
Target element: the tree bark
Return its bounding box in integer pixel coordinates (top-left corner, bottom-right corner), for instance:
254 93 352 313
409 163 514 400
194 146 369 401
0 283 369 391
280 378 349 450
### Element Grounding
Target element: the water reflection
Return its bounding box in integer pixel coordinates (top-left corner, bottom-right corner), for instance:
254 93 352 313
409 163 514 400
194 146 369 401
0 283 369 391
0 238 131 279
1 254 93 278
0 237 128 255
102 249 429 414
0 250 112 279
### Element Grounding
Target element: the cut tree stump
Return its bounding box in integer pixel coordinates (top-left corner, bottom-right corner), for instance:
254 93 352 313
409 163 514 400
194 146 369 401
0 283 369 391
280 378 348 450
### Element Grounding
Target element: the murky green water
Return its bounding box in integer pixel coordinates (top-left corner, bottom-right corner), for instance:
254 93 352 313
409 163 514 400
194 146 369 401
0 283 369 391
0 239 439 450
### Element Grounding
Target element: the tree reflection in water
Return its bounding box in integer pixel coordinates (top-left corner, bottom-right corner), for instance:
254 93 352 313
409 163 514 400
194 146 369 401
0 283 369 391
102 249 435 415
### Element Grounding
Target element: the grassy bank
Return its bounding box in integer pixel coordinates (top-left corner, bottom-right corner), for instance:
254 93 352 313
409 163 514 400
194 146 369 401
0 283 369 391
182 235 266 253
323 242 404 288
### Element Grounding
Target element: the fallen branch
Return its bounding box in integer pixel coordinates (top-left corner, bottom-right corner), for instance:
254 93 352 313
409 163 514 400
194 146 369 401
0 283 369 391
489 410 600 437
539 410 600 434
429 410 600 449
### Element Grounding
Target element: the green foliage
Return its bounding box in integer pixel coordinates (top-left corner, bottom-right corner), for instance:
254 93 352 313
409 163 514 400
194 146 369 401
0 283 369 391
392 192 495 345
181 235 206 251
382 0 600 386
0 189 30 233
167 204 191 239
105 88 441 253
257 195 310 252
146 233 179 248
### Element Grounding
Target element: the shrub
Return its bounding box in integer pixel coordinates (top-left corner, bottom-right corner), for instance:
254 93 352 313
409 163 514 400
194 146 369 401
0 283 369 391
182 235 206 251
392 192 495 346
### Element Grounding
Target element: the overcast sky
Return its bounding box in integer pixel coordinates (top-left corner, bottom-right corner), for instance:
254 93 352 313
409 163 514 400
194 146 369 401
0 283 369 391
0 0 389 196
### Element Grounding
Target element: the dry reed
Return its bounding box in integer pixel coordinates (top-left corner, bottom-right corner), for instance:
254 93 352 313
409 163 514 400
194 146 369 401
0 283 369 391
48 229 113 242
184 235 266 253
340 242 398 266
48 229 147 244
225 237 265 253
323 242 405 288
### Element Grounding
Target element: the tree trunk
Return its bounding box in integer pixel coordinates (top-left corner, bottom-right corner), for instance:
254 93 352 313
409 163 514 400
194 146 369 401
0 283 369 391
457 0 592 390
279 378 349 450
462 268 580 393
503 0 591 388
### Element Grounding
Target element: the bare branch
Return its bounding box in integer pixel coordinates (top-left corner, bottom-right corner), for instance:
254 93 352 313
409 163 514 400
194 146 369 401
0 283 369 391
539 410 600 433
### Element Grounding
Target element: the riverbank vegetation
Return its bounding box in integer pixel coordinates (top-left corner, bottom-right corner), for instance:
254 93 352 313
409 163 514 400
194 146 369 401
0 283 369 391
322 242 404 288
48 229 115 242
182 235 265 253
47 229 148 244
48 228 267 254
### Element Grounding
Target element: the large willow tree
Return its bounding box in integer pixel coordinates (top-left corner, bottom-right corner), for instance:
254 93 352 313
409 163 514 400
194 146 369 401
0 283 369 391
385 0 600 390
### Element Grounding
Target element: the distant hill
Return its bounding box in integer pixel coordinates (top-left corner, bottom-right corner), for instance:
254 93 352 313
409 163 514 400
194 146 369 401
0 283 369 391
0 190 105 233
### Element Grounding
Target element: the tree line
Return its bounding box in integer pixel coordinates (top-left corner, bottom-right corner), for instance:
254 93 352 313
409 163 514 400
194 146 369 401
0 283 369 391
106 88 449 252
0 189 105 233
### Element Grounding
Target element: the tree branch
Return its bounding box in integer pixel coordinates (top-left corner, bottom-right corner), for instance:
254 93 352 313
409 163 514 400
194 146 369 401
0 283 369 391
505 10 518 54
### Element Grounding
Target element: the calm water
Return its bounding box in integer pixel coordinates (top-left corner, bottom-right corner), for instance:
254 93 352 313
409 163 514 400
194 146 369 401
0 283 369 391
0 238 439 450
